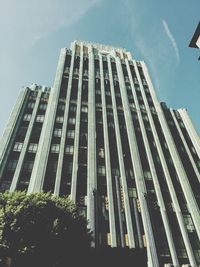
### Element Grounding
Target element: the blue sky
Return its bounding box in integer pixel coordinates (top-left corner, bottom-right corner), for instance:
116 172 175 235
0 0 199 137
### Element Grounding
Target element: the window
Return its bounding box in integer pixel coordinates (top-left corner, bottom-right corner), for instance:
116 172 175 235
177 248 187 258
128 188 137 198
183 214 195 231
28 143 38 153
58 104 65 111
168 120 174 126
7 160 18 171
191 146 196 154
108 122 114 128
23 114 31 121
18 126 27 137
13 142 23 152
80 133 87 145
56 116 64 123
112 168 120 177
51 144 60 153
54 128 62 137
115 92 121 98
105 91 111 96
68 117 76 125
36 115 45 123
65 145 74 154
23 161 34 172
66 162 73 174
69 105 76 112
140 104 146 110
142 79 147 85
81 106 88 113
143 115 149 122
39 103 47 110
96 90 101 95
144 170 152 180
67 130 75 139
98 165 106 176
129 103 136 109
27 102 35 109
150 106 156 113
107 110 113 116
98 148 104 158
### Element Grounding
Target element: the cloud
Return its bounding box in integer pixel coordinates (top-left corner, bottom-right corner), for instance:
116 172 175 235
162 20 180 64
0 0 101 47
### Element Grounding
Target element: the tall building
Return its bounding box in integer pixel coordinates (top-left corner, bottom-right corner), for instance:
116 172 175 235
189 22 200 60
0 41 200 267
189 22 200 48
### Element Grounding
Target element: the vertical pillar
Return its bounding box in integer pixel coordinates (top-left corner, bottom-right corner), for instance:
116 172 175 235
70 44 84 201
107 55 135 248
28 49 67 193
115 57 159 265
0 87 29 179
87 44 97 246
99 53 117 247
178 108 200 159
171 109 200 183
125 59 179 266
140 61 198 267
54 46 76 196
10 88 42 192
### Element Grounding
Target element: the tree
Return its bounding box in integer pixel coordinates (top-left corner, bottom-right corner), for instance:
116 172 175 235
0 191 92 267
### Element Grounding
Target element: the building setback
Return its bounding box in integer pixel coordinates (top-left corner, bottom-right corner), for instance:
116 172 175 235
0 41 200 267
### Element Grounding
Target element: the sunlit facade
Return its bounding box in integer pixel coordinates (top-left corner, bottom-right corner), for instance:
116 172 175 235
0 41 200 267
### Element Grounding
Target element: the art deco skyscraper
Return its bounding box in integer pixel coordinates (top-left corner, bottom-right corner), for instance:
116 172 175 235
0 41 200 267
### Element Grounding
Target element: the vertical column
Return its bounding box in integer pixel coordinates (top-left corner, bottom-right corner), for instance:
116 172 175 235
170 109 200 183
151 83 200 242
115 175 125 247
132 198 143 248
28 49 67 193
140 61 198 267
125 60 179 266
115 57 159 265
178 108 200 158
107 55 135 248
0 87 29 179
10 88 42 192
54 46 76 196
99 54 117 247
70 44 84 201
87 44 97 245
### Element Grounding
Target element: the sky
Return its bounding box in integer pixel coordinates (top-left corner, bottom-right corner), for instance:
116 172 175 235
0 0 200 137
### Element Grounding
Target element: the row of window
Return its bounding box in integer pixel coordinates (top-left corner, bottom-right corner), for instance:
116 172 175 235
51 144 74 154
27 102 47 110
13 142 38 153
23 114 45 122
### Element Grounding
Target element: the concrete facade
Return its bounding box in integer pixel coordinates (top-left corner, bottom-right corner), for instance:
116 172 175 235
0 41 200 267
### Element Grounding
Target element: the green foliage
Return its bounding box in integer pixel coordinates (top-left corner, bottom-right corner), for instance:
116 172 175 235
0 191 92 266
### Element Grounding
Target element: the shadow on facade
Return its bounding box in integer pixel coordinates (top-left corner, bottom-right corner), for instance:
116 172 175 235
0 248 147 267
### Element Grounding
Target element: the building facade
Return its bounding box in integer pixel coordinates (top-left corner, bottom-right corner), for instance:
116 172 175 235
0 41 200 267
189 22 200 49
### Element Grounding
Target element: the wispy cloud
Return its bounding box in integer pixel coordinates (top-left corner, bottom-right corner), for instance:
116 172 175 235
162 19 180 64
0 0 101 47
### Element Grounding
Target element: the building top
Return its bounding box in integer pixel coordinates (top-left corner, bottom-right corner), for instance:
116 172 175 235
26 83 51 92
71 40 133 59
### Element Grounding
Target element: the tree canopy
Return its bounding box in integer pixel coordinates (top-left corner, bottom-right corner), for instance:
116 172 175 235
0 191 92 267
